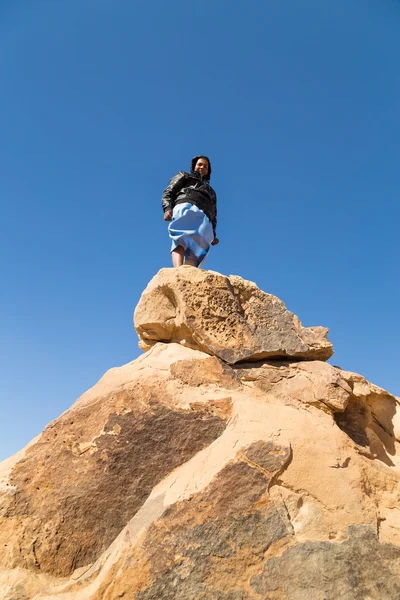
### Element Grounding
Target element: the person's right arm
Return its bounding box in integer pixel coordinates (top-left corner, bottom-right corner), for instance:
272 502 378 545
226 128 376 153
162 171 186 221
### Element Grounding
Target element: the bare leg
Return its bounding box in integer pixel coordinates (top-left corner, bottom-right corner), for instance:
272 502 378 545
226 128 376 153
171 246 184 267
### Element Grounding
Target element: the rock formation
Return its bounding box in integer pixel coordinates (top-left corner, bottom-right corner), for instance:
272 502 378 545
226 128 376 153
134 268 333 363
1 267 399 599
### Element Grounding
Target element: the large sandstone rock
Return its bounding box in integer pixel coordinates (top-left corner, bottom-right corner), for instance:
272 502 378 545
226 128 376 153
134 267 334 363
1 272 400 599
0 344 230 580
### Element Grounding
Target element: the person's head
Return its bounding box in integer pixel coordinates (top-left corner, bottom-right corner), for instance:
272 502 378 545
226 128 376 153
191 155 212 181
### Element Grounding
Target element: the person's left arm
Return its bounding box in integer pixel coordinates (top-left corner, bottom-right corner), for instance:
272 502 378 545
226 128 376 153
211 191 219 245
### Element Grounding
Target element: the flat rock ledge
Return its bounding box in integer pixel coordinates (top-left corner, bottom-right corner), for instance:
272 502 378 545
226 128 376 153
134 267 333 364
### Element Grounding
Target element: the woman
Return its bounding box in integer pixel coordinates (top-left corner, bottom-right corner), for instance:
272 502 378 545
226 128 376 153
162 155 219 267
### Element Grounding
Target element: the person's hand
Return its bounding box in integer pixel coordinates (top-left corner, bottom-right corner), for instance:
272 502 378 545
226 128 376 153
164 210 173 221
211 237 219 246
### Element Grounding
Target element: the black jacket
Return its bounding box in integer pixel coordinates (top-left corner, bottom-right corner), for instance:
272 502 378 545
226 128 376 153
162 171 217 236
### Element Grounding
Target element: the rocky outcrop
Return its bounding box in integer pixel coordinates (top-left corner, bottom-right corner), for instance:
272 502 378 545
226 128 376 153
0 269 399 600
134 267 333 363
0 345 230 579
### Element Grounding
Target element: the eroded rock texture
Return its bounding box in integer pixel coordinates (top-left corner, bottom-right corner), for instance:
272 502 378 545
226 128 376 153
1 271 400 599
251 526 400 599
134 268 333 363
100 442 292 600
0 345 231 580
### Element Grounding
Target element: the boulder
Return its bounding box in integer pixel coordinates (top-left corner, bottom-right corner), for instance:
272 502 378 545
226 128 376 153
134 267 334 363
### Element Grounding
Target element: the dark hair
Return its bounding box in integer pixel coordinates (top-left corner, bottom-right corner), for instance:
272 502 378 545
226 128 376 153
191 155 212 181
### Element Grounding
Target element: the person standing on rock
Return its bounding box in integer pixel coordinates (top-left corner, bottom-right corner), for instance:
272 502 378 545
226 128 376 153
162 155 219 267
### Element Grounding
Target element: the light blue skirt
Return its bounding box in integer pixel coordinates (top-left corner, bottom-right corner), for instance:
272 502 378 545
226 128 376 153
168 202 214 267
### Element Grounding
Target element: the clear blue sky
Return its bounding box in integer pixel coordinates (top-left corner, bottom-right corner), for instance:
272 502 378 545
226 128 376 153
1 0 399 461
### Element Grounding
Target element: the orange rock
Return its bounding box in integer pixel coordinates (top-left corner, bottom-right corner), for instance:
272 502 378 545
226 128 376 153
134 267 334 363
0 272 399 599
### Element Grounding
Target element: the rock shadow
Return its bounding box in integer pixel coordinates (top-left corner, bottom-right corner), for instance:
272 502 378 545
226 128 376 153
335 392 397 467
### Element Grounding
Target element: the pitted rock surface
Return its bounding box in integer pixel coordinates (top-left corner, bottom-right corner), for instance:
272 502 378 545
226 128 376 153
134 267 333 363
